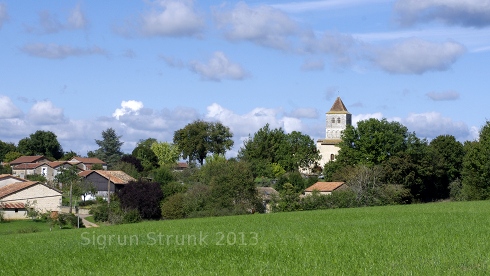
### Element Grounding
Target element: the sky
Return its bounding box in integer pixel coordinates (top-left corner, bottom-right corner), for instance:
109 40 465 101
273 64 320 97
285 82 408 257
0 0 489 158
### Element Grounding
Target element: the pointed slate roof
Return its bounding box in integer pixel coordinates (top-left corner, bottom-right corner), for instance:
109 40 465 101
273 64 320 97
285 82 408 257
327 97 350 114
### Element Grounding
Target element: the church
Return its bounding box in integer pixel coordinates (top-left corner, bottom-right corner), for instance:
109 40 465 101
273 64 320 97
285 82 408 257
316 97 351 169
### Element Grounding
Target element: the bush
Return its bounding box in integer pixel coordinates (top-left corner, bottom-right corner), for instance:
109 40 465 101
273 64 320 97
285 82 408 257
161 193 186 219
59 213 85 228
118 181 163 220
79 200 96 207
123 209 141 224
0 210 5 223
90 204 109 222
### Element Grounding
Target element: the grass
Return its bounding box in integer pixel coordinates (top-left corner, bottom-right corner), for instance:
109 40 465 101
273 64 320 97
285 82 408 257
1 200 490 275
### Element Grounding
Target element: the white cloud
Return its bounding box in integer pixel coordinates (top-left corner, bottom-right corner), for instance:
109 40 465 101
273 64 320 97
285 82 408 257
68 4 88 29
371 38 466 74
214 2 299 50
287 108 318 118
273 0 389 13
190 51 248 81
0 3 8 29
113 100 144 119
426 90 460 101
141 0 204 37
21 43 107 59
27 101 65 125
402 112 470 140
353 113 384 126
395 0 490 27
0 96 22 119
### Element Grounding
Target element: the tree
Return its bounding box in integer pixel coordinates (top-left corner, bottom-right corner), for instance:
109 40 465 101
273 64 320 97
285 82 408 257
151 141 180 167
17 130 63 159
91 128 124 167
0 140 16 162
238 124 319 177
3 151 21 163
132 138 158 172
118 181 163 219
54 165 82 213
173 120 234 165
336 118 412 166
462 121 490 200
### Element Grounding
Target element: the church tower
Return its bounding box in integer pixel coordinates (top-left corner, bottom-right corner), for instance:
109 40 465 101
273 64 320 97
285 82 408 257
316 97 351 168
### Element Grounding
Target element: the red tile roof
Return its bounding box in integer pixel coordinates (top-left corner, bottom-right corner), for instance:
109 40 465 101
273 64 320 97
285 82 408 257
0 181 39 198
0 174 27 182
305 182 345 192
12 163 44 170
9 156 47 165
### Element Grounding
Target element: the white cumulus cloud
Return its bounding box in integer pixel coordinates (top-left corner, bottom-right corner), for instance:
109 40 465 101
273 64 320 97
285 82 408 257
0 95 22 119
141 0 204 37
113 100 144 119
190 51 248 81
27 101 65 125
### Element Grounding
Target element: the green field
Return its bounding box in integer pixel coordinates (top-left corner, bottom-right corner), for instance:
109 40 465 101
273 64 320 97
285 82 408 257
1 201 489 275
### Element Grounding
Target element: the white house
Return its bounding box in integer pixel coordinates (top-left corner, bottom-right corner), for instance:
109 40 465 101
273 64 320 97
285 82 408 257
0 181 62 220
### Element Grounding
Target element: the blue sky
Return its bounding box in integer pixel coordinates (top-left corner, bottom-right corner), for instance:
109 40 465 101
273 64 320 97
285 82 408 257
0 0 489 157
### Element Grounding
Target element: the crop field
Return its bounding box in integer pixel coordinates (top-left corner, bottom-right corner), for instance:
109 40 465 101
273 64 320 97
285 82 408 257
1 200 489 275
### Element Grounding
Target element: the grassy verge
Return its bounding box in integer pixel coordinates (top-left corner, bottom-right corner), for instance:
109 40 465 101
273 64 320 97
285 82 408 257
1 201 489 275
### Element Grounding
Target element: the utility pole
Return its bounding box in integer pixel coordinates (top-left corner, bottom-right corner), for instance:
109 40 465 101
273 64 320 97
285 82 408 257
107 176 111 205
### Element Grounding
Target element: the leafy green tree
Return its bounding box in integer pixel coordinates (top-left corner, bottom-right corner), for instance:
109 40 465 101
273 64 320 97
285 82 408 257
132 138 158 172
118 181 163 219
91 128 124 167
17 130 63 159
173 120 234 165
462 122 490 200
273 183 301 212
3 151 21 163
60 150 78 161
336 118 412 166
151 141 180 167
239 125 320 177
54 165 82 213
0 140 16 162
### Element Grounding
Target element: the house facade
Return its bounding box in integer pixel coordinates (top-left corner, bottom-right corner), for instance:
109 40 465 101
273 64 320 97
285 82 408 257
69 157 107 170
0 181 62 220
0 174 28 188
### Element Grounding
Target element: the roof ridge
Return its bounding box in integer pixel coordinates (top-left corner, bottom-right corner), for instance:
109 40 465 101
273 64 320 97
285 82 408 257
327 97 350 114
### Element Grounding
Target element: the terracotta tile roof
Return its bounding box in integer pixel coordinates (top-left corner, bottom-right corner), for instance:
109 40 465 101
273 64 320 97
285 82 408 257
305 182 345 192
79 170 135 184
70 157 106 164
12 163 44 170
0 202 25 209
9 156 47 165
0 181 39 198
327 97 350 114
0 174 27 182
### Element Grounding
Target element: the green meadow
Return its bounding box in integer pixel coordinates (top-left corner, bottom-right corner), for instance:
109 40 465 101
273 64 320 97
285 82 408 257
1 201 489 275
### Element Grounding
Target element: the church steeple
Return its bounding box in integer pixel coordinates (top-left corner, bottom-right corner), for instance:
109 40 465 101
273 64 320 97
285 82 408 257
325 97 351 140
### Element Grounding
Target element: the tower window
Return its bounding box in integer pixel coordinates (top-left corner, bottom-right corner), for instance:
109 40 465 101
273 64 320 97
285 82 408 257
331 118 335 124
337 118 341 123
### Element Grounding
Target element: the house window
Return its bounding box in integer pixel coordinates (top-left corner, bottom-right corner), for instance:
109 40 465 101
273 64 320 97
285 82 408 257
330 154 335 161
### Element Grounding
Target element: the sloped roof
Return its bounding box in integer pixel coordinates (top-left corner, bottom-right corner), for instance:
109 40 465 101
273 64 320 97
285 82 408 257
257 187 279 200
327 97 350 114
9 156 47 165
0 181 39 198
0 174 27 182
70 157 106 164
12 163 45 170
305 182 345 192
79 170 135 184
47 161 81 169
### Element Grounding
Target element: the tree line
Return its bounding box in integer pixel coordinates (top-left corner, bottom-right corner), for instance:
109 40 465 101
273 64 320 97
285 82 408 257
1 118 490 223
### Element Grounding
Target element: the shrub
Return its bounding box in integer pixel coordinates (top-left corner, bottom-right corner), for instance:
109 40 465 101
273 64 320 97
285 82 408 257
0 209 5 223
161 193 186 219
90 204 109 222
118 181 163 220
123 209 141 224
78 200 96 207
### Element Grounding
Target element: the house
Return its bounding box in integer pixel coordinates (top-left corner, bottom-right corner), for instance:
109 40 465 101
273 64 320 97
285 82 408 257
304 182 346 196
257 187 279 213
0 174 28 188
174 162 188 171
0 181 62 220
11 162 44 179
78 170 136 199
69 157 107 170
